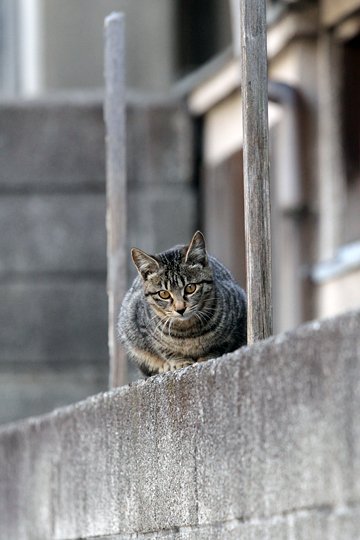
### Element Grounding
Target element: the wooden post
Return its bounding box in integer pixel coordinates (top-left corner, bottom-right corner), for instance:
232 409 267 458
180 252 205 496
239 0 273 343
104 12 127 387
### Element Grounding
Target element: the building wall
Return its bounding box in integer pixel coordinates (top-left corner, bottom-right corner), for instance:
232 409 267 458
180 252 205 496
0 0 232 96
41 0 176 93
195 2 360 333
0 0 177 96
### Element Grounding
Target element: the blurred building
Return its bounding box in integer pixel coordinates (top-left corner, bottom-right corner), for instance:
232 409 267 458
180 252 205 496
0 0 231 96
189 0 360 333
0 0 359 422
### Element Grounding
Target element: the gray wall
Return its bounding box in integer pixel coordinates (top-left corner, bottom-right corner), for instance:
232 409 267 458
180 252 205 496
0 310 359 539
33 0 176 93
0 93 196 424
0 0 19 96
0 96 109 423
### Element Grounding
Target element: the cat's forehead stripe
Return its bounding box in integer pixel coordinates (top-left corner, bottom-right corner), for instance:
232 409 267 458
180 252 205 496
163 274 185 291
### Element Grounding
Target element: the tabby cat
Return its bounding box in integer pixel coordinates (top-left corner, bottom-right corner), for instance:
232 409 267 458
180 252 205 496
118 231 247 376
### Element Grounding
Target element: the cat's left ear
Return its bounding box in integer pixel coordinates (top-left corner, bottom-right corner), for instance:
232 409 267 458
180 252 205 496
185 231 208 266
131 248 160 280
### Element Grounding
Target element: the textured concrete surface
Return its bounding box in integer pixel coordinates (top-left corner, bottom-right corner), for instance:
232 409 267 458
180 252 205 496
0 96 109 424
99 505 360 539
0 281 107 363
0 194 106 274
0 362 107 426
127 96 193 186
0 310 359 539
0 97 106 190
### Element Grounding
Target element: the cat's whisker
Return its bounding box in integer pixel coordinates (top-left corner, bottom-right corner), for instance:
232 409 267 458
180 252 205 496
161 317 171 335
194 312 205 326
165 318 172 335
153 315 169 335
168 318 174 337
201 305 217 311
197 312 209 325
201 309 216 320
188 305 210 322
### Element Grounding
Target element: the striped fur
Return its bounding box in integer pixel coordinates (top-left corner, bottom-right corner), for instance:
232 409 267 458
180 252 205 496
118 231 247 376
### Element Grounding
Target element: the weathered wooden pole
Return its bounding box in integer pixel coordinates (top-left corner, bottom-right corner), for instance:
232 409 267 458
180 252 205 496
239 0 273 343
104 12 127 387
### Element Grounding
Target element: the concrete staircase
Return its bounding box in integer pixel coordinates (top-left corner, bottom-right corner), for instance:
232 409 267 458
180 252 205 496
0 95 108 422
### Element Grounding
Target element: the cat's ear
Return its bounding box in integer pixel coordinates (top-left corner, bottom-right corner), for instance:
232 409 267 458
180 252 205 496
131 248 159 279
185 231 208 266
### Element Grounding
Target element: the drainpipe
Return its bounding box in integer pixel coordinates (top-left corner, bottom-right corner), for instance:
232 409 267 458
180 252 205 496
267 80 310 330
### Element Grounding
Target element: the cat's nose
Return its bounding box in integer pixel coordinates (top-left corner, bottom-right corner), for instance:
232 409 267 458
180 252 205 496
176 308 186 316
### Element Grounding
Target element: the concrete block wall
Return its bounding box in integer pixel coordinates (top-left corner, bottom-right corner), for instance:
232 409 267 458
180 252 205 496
0 93 196 423
0 310 359 539
0 96 109 424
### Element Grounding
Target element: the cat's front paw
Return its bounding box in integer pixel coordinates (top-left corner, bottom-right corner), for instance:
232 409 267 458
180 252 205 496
172 358 195 370
159 358 195 373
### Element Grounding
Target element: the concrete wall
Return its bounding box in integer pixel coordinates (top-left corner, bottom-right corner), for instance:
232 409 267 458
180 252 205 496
0 95 109 424
0 93 196 423
40 0 176 92
0 310 359 539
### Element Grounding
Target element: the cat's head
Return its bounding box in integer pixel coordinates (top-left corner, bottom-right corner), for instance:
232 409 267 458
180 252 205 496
131 231 214 322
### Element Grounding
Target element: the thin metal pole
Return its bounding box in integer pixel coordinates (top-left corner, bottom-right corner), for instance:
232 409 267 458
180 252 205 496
104 12 127 387
239 0 273 343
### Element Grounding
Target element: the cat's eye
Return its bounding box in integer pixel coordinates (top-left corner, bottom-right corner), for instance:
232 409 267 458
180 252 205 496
185 283 197 295
158 290 171 300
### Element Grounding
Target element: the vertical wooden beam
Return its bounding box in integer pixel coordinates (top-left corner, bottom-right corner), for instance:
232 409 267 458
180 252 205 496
104 12 127 387
239 0 273 343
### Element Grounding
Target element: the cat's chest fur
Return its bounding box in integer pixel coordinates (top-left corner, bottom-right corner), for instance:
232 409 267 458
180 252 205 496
118 231 247 377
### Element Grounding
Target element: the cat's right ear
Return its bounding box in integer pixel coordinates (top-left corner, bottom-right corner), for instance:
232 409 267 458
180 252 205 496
185 230 208 266
131 248 159 280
